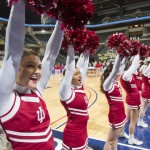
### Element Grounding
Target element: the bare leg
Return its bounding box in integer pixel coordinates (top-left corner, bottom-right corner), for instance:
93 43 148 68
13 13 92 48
104 127 123 150
139 100 149 119
137 100 149 128
128 109 143 145
129 109 139 135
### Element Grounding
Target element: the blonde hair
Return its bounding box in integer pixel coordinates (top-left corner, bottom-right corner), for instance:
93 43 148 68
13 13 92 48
21 49 39 60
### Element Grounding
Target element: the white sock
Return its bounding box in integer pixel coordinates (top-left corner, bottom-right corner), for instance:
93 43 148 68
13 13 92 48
139 118 143 122
129 134 134 139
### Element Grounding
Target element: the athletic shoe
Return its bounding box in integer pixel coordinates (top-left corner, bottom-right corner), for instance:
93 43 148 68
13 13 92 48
137 120 148 128
119 132 129 139
128 138 143 145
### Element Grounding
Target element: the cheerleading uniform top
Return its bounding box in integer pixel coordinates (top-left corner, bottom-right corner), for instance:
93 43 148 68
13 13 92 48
103 54 127 128
0 1 64 149
59 47 89 150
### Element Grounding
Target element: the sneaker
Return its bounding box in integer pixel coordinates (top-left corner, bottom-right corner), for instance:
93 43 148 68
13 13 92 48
119 132 129 139
137 120 148 128
128 138 143 145
86 147 94 150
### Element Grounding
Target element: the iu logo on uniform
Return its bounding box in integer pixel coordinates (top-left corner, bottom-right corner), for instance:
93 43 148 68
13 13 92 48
36 107 45 123
84 96 89 104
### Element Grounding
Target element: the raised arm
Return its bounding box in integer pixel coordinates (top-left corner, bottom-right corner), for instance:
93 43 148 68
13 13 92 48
37 21 64 94
76 50 89 83
143 64 150 77
59 46 75 101
0 0 25 111
103 54 122 91
122 55 140 81
119 57 128 76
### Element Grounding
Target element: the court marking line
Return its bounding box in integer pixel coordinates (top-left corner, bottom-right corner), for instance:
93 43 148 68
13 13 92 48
53 89 150 150
88 136 149 150
53 129 149 150
50 87 93 125
54 87 98 129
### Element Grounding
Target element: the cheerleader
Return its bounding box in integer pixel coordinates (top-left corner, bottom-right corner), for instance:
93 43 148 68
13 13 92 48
120 55 143 145
100 54 128 150
59 46 91 150
137 62 150 128
0 0 64 149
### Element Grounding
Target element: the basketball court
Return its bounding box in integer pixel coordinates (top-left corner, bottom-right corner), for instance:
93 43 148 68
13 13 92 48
44 75 150 150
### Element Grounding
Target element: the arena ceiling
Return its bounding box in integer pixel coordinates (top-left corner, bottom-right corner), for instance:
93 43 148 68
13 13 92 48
0 0 150 24
93 0 150 13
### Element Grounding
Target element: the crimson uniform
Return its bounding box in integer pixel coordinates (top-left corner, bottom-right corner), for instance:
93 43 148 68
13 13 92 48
104 82 127 128
0 90 54 150
133 72 142 91
120 75 141 109
61 85 89 150
95 63 102 69
142 76 150 102
54 65 60 74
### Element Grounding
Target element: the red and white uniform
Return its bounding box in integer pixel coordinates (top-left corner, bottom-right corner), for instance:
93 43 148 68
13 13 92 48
120 75 141 109
0 90 54 150
54 65 60 74
142 76 150 103
95 63 102 69
104 82 127 129
133 72 142 91
61 85 89 150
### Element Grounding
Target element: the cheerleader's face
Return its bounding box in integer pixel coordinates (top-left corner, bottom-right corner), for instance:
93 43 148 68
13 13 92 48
72 68 82 86
17 54 42 89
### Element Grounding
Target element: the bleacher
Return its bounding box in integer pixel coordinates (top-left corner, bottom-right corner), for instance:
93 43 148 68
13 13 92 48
0 30 5 39
56 54 66 64
25 34 37 44
35 34 51 43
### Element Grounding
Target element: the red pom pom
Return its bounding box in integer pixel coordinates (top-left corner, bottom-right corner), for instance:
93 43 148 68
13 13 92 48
8 0 95 29
107 33 127 49
117 40 132 57
48 0 95 29
62 28 99 55
9 0 58 15
130 40 141 55
25 0 58 15
139 44 149 57
62 28 87 53
8 0 18 6
86 30 100 55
